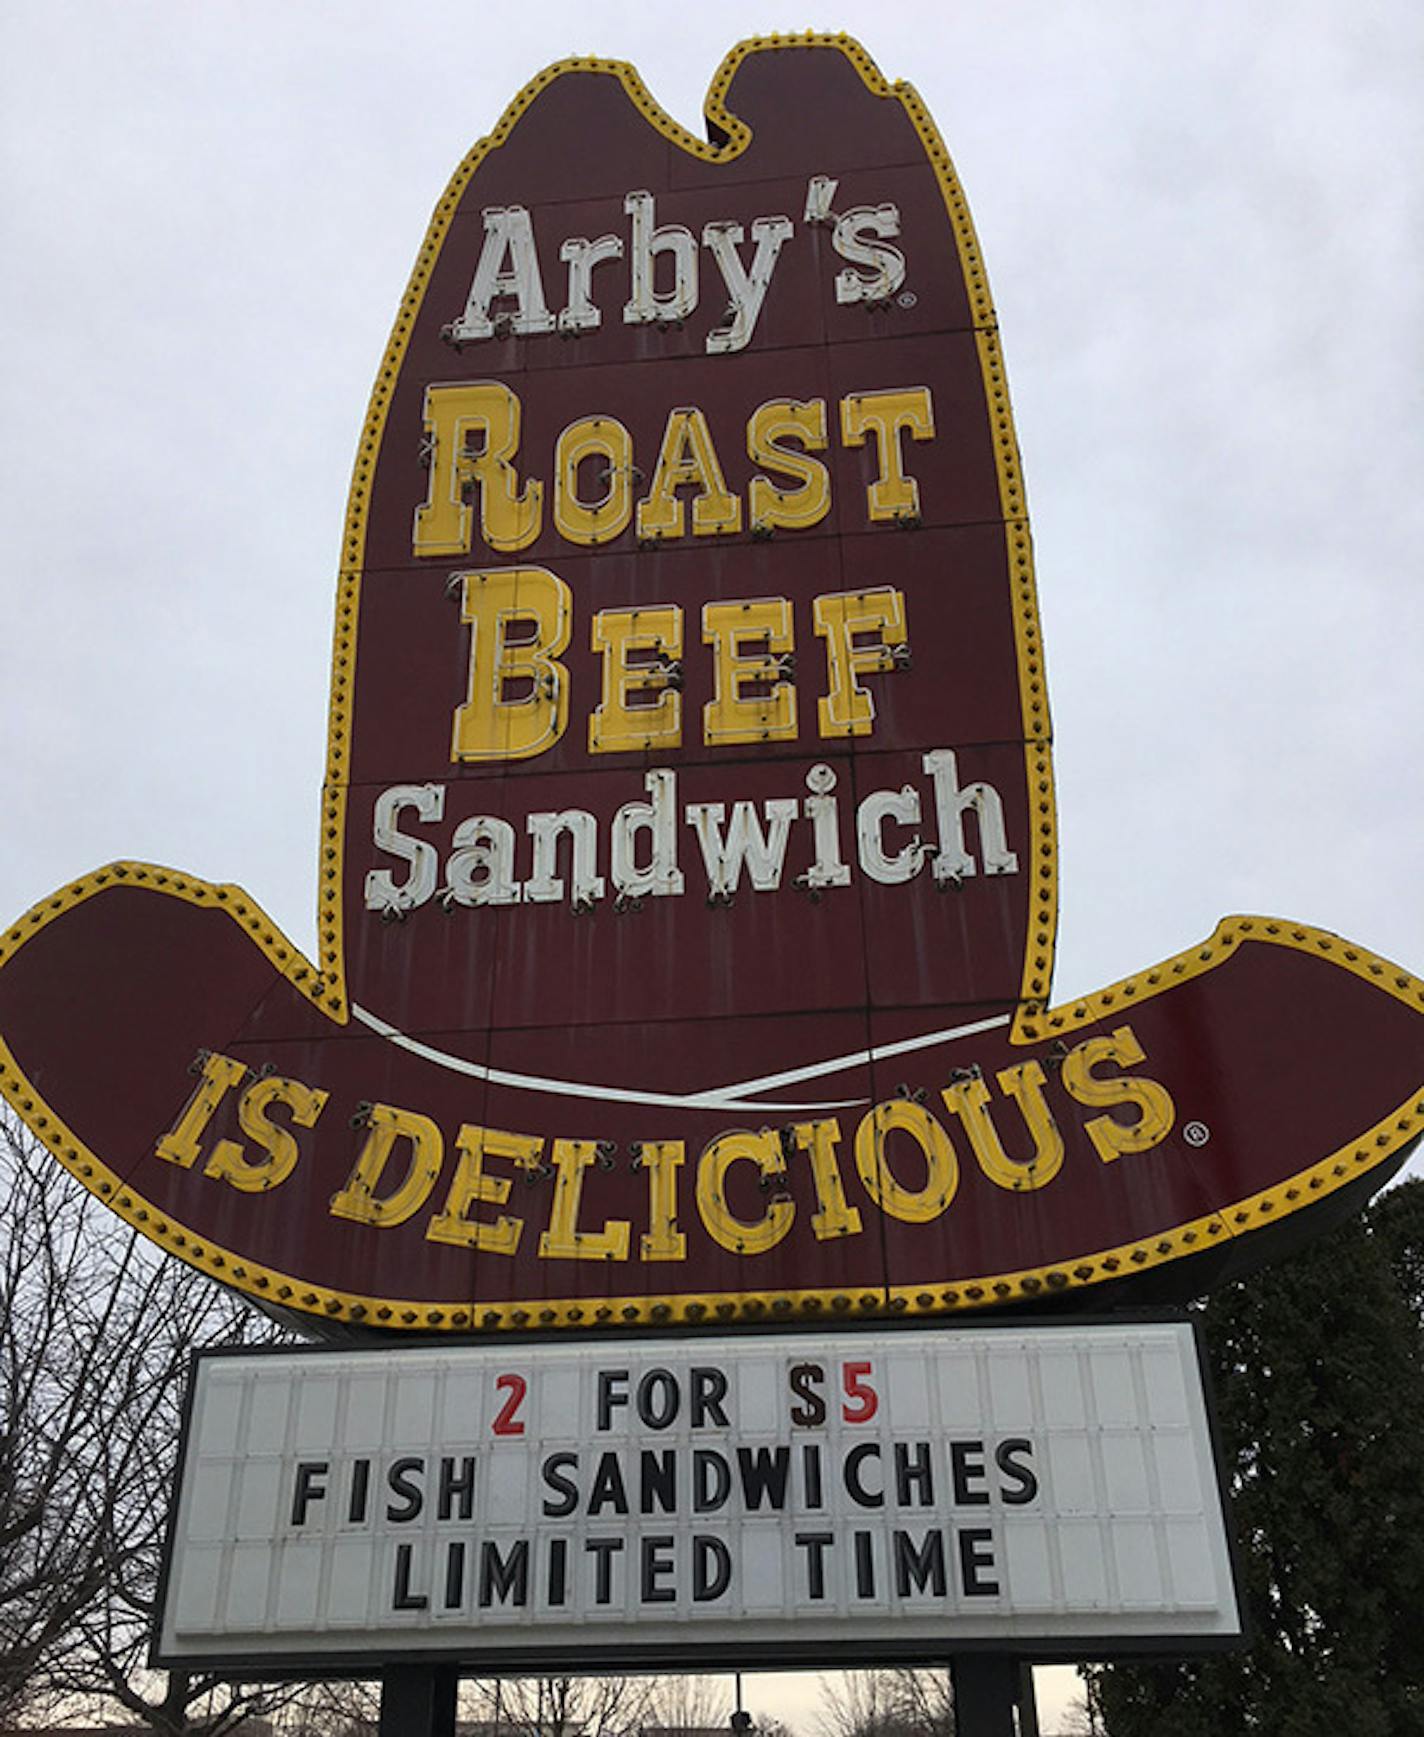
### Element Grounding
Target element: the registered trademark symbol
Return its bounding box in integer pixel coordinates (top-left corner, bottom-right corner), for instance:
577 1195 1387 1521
1183 1121 1211 1147
897 290 918 308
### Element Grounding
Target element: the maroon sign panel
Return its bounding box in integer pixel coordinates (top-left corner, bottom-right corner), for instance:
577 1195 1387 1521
1 36 1421 1335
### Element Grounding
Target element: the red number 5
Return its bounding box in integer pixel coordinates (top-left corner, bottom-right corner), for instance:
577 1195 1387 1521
842 1360 878 1423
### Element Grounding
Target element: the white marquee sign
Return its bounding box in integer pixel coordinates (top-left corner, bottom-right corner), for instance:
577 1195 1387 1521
155 1322 1241 1669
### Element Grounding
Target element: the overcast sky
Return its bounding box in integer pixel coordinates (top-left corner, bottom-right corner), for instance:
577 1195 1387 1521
3 2 1420 1724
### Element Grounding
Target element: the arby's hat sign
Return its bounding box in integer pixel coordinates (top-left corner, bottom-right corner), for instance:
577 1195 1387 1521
2 36 1420 1336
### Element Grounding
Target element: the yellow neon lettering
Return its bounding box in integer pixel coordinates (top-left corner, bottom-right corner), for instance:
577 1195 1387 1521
697 1130 794 1255
413 381 542 557
813 586 907 738
451 567 571 763
589 605 683 754
1062 1025 1177 1162
553 415 634 546
426 1123 538 1254
747 398 831 532
792 1118 864 1240
155 1051 248 1169
329 1104 443 1228
203 1075 329 1194
702 597 797 746
854 1099 959 1223
941 1063 1064 1192
539 1140 631 1261
635 407 741 541
840 386 935 522
638 1141 687 1261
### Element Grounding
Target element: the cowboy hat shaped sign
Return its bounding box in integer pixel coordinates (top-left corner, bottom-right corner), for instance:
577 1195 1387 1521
1 36 1419 1336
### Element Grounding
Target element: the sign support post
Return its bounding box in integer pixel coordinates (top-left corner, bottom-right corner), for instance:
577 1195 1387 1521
949 1657 1021 1737
1016 1664 1040 1737
377 1664 457 1737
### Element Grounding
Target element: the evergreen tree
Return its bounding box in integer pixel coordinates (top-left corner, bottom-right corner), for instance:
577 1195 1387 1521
1084 1179 1424 1736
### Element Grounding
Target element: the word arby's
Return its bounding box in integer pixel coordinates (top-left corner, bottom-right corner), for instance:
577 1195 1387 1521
451 178 905 355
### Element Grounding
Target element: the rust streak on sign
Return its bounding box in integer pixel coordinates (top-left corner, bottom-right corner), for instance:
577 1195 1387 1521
1 36 1420 1335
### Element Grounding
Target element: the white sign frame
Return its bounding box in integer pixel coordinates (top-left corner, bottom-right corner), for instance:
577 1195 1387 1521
153 1317 1243 1672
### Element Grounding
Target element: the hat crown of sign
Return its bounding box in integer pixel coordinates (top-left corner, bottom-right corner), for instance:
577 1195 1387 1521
325 34 1051 1085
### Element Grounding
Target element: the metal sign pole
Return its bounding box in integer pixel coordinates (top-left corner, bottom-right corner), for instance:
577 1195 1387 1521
950 1655 1021 1737
1017 1663 1041 1737
378 1664 458 1737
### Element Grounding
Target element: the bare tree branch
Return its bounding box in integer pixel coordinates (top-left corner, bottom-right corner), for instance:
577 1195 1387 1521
0 1112 299 1732
815 1671 954 1737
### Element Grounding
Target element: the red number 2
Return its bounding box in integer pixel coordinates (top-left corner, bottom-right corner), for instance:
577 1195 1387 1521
842 1360 878 1423
493 1372 527 1435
